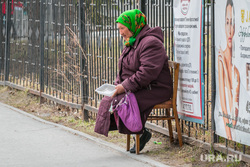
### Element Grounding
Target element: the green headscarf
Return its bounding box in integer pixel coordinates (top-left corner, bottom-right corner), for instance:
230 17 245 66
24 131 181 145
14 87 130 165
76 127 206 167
116 9 147 47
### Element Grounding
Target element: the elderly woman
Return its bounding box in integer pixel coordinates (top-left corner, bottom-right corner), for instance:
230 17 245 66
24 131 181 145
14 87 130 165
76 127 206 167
95 9 173 153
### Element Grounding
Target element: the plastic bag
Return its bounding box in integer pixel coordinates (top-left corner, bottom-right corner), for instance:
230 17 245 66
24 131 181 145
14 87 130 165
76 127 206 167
115 92 142 132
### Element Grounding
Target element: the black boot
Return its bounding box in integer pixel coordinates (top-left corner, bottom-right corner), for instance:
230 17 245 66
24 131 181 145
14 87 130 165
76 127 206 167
130 128 152 153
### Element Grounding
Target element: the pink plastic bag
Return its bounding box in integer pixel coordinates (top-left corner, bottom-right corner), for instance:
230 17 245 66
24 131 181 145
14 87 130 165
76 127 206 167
115 92 143 132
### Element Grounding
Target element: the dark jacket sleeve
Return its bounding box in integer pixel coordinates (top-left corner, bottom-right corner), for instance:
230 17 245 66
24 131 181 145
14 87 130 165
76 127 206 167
121 36 166 92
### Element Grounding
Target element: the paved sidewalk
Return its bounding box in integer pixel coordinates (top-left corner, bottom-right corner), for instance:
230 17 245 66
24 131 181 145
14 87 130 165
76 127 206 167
0 102 170 167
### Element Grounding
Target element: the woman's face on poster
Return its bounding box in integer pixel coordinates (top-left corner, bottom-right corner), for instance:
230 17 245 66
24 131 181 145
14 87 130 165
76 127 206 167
225 5 235 49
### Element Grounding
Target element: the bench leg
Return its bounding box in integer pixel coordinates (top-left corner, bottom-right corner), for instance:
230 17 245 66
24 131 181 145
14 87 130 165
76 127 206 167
126 134 130 151
136 134 140 154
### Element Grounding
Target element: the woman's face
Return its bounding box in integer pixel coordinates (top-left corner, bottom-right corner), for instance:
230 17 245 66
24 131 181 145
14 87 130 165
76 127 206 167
117 23 133 40
225 5 235 49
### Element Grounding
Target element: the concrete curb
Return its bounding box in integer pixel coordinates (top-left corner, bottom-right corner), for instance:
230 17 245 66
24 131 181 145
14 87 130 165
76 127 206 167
0 102 171 167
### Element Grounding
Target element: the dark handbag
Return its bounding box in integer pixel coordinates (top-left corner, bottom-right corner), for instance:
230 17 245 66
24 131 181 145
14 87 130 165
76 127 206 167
115 91 143 132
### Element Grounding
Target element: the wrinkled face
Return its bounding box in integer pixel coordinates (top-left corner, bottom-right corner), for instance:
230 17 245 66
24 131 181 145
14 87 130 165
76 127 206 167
117 23 133 40
225 5 234 49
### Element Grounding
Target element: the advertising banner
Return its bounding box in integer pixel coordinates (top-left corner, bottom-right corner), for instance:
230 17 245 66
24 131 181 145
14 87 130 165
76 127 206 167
173 0 204 124
214 0 250 146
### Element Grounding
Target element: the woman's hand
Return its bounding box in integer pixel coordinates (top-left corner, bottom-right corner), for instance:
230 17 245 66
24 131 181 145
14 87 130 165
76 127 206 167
111 84 125 98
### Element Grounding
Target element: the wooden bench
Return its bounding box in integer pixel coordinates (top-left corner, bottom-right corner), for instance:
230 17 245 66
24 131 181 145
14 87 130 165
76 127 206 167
126 60 183 154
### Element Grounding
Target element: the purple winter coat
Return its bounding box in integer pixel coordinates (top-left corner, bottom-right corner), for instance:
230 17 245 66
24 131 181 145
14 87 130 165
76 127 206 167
95 25 173 136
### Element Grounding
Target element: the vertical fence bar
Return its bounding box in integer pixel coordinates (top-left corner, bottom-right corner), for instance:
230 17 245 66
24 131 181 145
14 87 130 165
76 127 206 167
63 0 66 101
52 1 55 96
45 0 49 94
170 0 174 60
86 0 90 105
104 2 107 85
58 0 61 99
168 1 171 60
4 0 11 83
79 0 84 104
55 1 58 98
36 1 40 91
140 0 146 13
202 0 206 142
80 0 88 121
29 0 32 88
211 0 217 144
107 1 110 84
40 0 45 103
62 0 65 100
93 1 96 107
96 1 100 104
0 2 2 80
111 2 114 86
0 1 3 81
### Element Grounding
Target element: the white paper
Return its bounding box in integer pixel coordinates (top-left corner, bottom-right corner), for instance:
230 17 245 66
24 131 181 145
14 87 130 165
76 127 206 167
95 84 116 97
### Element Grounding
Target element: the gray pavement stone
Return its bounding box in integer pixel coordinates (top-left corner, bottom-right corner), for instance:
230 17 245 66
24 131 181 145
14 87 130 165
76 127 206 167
0 102 170 167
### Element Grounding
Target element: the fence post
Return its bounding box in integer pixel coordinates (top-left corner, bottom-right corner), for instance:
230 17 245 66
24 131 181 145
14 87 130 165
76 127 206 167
211 0 218 144
139 0 146 14
79 0 89 121
0 1 3 75
4 0 11 83
40 0 45 104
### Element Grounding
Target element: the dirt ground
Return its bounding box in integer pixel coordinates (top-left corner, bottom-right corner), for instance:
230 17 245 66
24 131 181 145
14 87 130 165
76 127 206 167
0 86 249 167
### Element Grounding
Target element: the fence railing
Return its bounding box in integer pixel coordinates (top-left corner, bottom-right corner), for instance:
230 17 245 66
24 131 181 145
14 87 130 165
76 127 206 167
0 0 249 163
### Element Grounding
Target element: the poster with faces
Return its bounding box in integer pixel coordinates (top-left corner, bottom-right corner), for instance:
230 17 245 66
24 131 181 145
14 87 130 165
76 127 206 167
214 0 250 146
